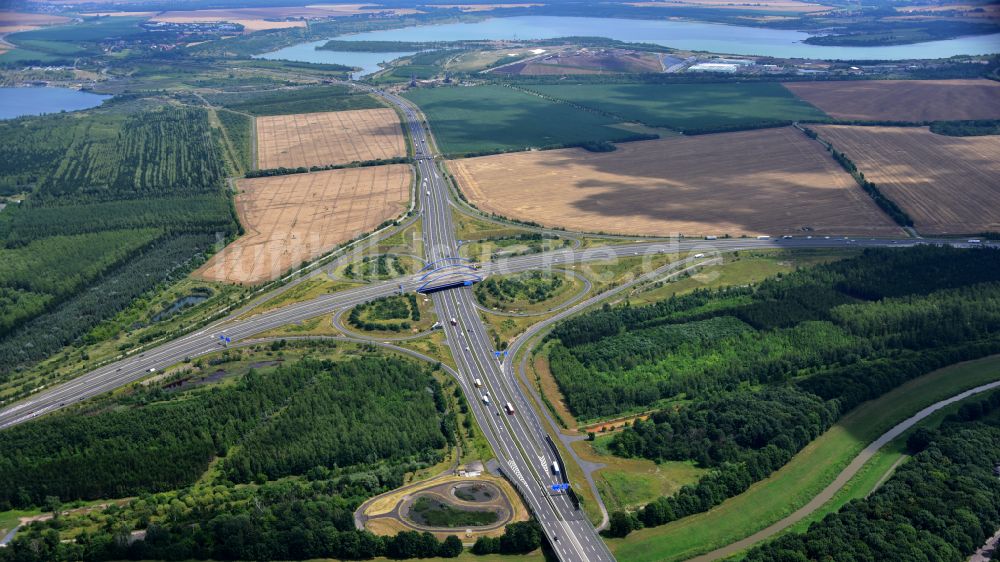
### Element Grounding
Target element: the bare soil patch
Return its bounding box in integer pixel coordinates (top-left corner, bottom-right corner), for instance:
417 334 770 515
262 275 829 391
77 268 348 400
783 79 1000 122
196 165 411 285
811 125 1000 235
450 127 901 237
256 108 405 170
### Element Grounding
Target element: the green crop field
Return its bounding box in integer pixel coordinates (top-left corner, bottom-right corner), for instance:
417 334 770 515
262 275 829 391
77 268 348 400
523 82 827 133
403 85 646 156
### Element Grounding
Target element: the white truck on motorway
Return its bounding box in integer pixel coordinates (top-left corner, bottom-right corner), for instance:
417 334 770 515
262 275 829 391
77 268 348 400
474 378 483 387
482 394 490 405
504 401 515 415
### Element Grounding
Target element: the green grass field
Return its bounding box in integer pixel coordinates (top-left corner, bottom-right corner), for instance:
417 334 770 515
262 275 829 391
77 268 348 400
524 82 827 133
607 354 1000 562
403 85 640 155
581 436 707 512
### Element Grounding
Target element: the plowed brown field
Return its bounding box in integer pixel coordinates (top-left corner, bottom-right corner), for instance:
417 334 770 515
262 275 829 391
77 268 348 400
811 125 1000 234
256 109 405 170
450 127 901 237
783 80 1000 122
197 165 411 284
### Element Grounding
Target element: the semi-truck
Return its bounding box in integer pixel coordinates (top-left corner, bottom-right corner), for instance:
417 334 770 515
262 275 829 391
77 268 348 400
551 461 561 475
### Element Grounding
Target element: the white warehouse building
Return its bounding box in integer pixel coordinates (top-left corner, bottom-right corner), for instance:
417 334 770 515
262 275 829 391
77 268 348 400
687 62 740 73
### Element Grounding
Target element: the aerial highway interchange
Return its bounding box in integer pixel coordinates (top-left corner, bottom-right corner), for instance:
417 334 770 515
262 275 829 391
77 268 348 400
0 86 991 562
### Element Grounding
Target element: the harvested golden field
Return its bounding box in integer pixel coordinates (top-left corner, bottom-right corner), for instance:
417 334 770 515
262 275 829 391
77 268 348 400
811 125 1000 235
784 80 1000 122
450 127 901 238
197 165 411 285
256 109 406 170
0 11 70 33
628 0 831 11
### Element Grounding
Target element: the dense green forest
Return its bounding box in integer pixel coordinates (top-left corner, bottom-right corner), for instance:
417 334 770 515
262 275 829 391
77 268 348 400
0 351 542 561
930 119 1000 137
546 247 1000 537
0 103 238 381
745 395 1000 561
0 355 451 508
550 247 1000 418
205 85 384 116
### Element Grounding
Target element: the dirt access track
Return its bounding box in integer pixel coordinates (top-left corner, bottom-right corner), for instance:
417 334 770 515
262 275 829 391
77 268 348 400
197 164 411 285
256 108 406 170
450 127 901 238
783 79 1000 122
812 125 1000 235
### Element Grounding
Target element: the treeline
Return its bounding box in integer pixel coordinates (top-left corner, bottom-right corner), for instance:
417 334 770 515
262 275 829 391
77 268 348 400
930 119 1000 137
801 126 913 227
0 356 450 507
830 147 913 227
745 416 1000 561
245 156 410 178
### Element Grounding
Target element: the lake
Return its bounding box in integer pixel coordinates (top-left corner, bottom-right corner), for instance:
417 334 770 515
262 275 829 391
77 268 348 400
258 15 1000 73
257 43 417 78
0 87 111 119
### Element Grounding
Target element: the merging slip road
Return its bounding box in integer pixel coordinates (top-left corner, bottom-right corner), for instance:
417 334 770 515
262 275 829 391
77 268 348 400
0 84 992 561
